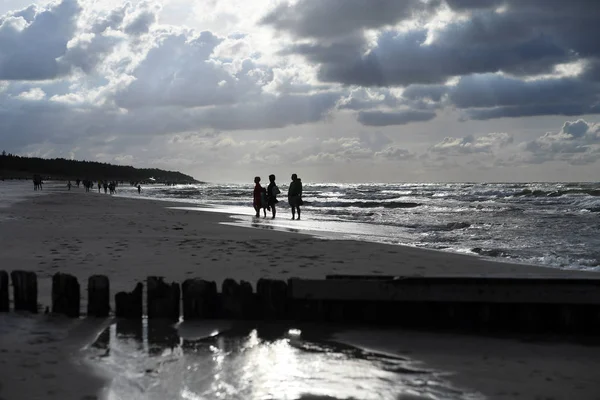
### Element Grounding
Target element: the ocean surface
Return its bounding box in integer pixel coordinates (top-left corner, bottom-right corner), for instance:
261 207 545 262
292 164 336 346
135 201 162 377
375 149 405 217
113 181 600 272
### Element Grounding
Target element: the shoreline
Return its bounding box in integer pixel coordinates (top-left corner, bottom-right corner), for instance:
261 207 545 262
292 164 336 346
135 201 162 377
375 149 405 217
9 180 598 273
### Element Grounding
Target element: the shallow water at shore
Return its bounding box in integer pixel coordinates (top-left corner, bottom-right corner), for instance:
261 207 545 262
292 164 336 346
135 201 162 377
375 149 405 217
84 320 482 400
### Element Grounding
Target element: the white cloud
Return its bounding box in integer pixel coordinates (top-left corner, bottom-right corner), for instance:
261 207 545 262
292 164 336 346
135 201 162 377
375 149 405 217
15 87 45 100
523 119 600 165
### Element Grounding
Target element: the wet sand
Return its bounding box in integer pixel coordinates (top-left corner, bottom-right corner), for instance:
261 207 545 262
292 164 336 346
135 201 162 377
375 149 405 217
1 182 599 400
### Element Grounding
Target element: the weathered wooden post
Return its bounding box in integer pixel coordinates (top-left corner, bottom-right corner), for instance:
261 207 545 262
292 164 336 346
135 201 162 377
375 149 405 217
52 273 80 318
147 277 180 320
10 270 37 313
115 282 143 318
181 279 218 320
0 270 8 312
88 275 110 317
220 279 255 319
256 278 288 319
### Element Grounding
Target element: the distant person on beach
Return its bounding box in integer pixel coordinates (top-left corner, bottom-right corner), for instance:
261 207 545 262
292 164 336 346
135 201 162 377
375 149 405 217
103 182 108 194
137 184 141 194
253 176 263 218
266 174 280 219
98 180 102 193
33 174 42 191
67 181 72 190
288 173 303 220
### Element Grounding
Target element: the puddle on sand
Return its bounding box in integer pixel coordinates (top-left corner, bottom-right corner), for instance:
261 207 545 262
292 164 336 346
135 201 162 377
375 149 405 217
84 320 483 400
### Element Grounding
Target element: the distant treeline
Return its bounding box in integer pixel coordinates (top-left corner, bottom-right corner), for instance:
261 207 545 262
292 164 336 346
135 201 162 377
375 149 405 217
0 152 200 184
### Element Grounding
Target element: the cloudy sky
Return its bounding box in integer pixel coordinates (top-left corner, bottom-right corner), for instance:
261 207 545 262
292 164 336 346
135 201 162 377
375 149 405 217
1 0 600 183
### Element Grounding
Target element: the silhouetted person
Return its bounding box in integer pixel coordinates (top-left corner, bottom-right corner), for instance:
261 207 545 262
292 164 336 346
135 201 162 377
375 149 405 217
76 178 80 188
253 176 263 218
260 187 268 217
67 181 72 190
288 173 303 220
98 180 102 193
137 184 141 194
33 175 40 191
266 174 280 219
103 182 108 194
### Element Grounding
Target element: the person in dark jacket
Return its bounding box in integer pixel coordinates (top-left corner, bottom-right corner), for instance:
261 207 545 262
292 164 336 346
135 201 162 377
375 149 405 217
266 174 280 219
288 173 303 220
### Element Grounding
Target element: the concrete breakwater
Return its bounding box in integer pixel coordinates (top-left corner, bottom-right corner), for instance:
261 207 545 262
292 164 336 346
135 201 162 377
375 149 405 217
1 270 600 334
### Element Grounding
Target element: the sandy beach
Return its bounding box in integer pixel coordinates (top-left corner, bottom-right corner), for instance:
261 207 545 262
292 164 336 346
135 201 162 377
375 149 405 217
1 182 599 400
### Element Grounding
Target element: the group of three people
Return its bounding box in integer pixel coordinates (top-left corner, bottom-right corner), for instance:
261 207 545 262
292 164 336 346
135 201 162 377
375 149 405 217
253 173 303 220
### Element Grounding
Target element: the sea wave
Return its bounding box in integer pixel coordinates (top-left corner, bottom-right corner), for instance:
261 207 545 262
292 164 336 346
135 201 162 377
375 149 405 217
307 201 421 209
514 188 600 197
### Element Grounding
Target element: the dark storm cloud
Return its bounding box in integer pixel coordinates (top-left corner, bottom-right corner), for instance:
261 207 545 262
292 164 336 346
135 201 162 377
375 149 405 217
445 0 503 9
268 0 600 120
582 58 600 82
402 84 447 102
0 0 81 80
261 0 438 39
307 21 570 87
448 75 598 109
357 109 436 126
449 73 600 120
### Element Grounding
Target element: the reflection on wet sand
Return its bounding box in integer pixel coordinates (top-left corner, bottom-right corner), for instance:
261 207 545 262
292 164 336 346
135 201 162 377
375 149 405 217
87 320 482 400
251 220 300 233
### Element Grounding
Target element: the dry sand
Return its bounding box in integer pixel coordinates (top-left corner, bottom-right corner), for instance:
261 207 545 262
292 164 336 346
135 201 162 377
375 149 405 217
1 184 599 400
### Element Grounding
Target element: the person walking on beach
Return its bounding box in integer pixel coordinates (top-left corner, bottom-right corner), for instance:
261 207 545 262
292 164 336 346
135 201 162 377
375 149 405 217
266 174 280 219
67 181 72 190
137 184 141 194
288 173 303 220
253 176 264 218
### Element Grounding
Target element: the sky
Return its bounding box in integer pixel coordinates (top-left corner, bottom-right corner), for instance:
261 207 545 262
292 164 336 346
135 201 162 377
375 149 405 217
1 0 600 183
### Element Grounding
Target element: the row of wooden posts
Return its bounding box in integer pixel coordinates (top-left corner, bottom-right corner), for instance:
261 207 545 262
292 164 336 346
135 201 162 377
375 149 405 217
2 270 600 334
1 270 286 320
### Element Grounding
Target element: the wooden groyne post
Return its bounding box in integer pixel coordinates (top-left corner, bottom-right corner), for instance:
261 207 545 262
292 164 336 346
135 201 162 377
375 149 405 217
88 275 110 317
257 279 288 319
147 277 180 320
115 283 143 318
10 270 37 313
221 279 255 319
0 270 8 312
182 279 218 320
51 273 80 318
